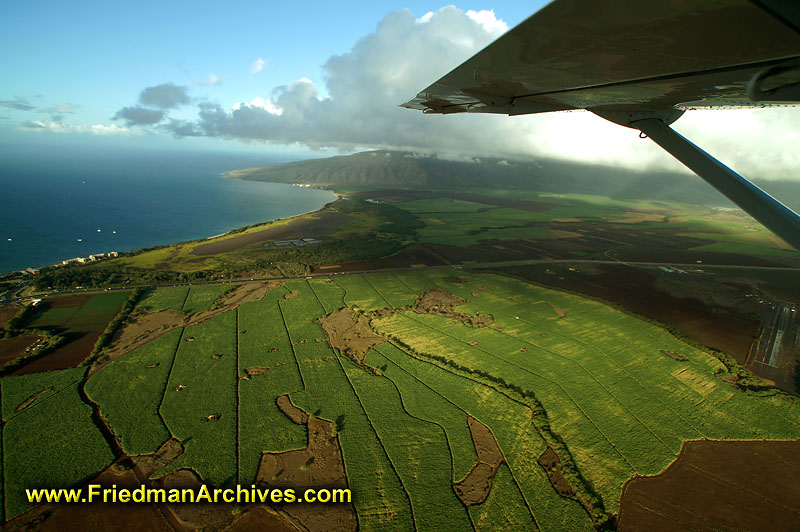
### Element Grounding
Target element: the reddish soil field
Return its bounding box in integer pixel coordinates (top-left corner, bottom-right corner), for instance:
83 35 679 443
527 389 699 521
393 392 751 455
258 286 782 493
11 330 100 375
618 439 800 532
192 211 351 256
6 465 174 532
0 303 21 329
0 334 43 367
41 294 93 309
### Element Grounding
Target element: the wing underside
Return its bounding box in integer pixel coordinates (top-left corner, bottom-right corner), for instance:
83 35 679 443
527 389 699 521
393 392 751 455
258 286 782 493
403 0 800 116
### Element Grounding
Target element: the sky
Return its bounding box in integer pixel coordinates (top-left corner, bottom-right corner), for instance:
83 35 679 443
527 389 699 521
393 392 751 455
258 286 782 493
2 0 800 179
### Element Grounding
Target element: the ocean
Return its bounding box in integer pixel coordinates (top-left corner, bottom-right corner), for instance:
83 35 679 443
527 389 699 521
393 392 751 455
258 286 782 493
0 144 335 274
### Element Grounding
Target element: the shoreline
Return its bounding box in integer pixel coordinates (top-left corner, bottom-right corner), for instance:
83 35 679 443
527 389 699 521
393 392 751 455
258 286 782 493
1 182 337 277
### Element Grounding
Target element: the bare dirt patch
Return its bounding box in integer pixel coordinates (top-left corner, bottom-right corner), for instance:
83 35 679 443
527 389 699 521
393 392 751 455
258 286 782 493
619 439 800 532
276 394 309 425
660 349 688 362
283 289 300 300
15 386 53 412
538 445 574 497
0 334 44 367
453 415 505 505
134 438 184 478
6 462 176 532
546 302 566 318
91 282 282 376
257 394 356 532
318 307 385 364
191 211 350 256
240 365 281 380
223 506 302 532
155 469 235 530
0 302 21 329
413 288 493 328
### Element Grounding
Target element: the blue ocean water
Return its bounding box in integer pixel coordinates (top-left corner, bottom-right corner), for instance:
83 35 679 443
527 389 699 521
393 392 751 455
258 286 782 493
0 144 334 274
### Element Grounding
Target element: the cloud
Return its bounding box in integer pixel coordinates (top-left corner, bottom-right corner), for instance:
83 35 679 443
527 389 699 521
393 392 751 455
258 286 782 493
138 83 190 109
38 103 80 114
194 73 222 86
112 106 166 126
251 57 267 74
135 6 800 181
465 9 508 37
20 119 134 135
0 99 35 111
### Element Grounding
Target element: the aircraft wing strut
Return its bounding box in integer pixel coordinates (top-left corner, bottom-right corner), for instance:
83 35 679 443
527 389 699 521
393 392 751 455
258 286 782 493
402 0 800 251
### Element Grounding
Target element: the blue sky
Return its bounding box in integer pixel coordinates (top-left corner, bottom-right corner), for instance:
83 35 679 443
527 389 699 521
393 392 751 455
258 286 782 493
2 1 800 180
1 2 539 144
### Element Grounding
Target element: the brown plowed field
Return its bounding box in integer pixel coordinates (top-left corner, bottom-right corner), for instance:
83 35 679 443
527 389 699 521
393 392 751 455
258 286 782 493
0 334 43 367
0 303 21 329
191 211 350 256
618 439 800 532
11 330 99 375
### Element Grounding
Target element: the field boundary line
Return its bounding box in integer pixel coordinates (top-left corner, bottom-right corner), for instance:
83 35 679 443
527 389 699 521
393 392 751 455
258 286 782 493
393 311 637 472
334 354 418 532
156 326 185 442
380 339 566 530
235 307 241 485
277 299 306 391
374 345 541 529
366 353 476 532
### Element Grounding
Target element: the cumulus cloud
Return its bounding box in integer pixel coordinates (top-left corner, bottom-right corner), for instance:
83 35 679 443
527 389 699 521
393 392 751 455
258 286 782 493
194 73 222 86
138 83 190 109
250 57 267 74
129 6 800 181
0 99 35 111
112 106 166 126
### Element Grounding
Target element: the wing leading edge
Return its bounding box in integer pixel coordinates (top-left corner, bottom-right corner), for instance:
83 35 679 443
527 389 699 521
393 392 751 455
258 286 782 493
402 0 800 251
402 0 800 115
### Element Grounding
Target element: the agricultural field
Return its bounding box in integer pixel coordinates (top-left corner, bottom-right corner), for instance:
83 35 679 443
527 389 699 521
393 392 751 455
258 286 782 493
1 272 799 531
387 192 800 263
7 291 130 373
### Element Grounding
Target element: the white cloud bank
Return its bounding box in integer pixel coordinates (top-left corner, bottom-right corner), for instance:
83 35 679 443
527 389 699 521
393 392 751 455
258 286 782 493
20 120 135 136
122 5 800 181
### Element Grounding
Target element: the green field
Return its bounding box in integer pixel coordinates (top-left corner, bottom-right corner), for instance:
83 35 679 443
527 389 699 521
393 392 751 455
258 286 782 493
2 269 799 529
27 292 130 332
1 367 114 518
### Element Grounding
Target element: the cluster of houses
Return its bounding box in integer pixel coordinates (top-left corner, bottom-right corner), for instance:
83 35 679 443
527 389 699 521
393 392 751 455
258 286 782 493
60 251 119 266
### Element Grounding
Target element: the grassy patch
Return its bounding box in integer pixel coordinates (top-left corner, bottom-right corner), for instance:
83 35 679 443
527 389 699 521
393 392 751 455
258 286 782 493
237 292 306 483
158 311 238 486
2 369 114 518
86 329 183 455
137 286 190 313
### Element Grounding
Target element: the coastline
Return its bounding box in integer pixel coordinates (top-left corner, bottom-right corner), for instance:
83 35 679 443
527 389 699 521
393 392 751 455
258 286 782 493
1 182 337 276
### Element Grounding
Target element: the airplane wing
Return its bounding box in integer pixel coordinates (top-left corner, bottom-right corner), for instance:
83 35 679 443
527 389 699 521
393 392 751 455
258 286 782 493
402 0 800 250
402 0 800 115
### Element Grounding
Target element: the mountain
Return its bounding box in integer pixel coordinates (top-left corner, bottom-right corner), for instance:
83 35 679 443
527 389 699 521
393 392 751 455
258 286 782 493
227 150 800 210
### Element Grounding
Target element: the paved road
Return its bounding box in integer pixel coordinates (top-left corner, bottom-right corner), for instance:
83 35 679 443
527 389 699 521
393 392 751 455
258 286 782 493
2 258 798 304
